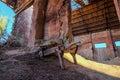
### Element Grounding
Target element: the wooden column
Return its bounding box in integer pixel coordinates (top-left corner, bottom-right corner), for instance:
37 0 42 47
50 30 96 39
34 0 47 39
27 0 47 47
89 32 95 60
106 29 115 58
114 0 120 22
44 0 71 40
74 0 85 6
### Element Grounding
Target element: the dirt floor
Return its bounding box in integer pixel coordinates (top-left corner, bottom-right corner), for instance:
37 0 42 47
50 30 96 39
0 50 120 80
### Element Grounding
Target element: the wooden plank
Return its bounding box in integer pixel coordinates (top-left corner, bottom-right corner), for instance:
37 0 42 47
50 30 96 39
72 13 117 25
71 0 120 36
89 26 106 31
43 46 58 56
114 0 120 21
73 29 88 34
95 48 110 61
41 45 65 69
72 27 87 32
117 47 120 57
72 1 113 17
72 14 104 24
71 22 84 28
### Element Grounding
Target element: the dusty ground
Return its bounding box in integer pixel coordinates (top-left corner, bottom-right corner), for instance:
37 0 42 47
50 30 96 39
0 52 92 80
0 50 120 80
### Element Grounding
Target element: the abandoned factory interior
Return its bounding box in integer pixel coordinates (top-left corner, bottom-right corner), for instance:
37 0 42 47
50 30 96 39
0 0 120 80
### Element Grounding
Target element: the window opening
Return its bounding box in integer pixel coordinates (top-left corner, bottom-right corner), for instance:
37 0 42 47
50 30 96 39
94 42 107 48
115 41 120 47
71 0 81 10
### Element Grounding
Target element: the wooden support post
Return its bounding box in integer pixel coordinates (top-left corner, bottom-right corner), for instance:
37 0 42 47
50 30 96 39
106 29 115 58
56 46 65 69
74 0 85 6
107 29 119 57
27 0 47 47
104 0 115 58
34 0 47 40
89 32 95 60
57 51 65 69
71 53 77 64
15 0 34 15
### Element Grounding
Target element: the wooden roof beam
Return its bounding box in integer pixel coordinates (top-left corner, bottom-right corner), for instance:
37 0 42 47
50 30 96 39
88 0 100 4
88 0 92 4
74 0 85 7
15 0 34 15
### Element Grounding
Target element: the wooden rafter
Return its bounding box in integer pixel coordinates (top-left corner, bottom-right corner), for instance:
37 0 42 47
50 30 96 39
74 0 85 6
88 0 92 4
15 0 34 15
71 0 120 36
